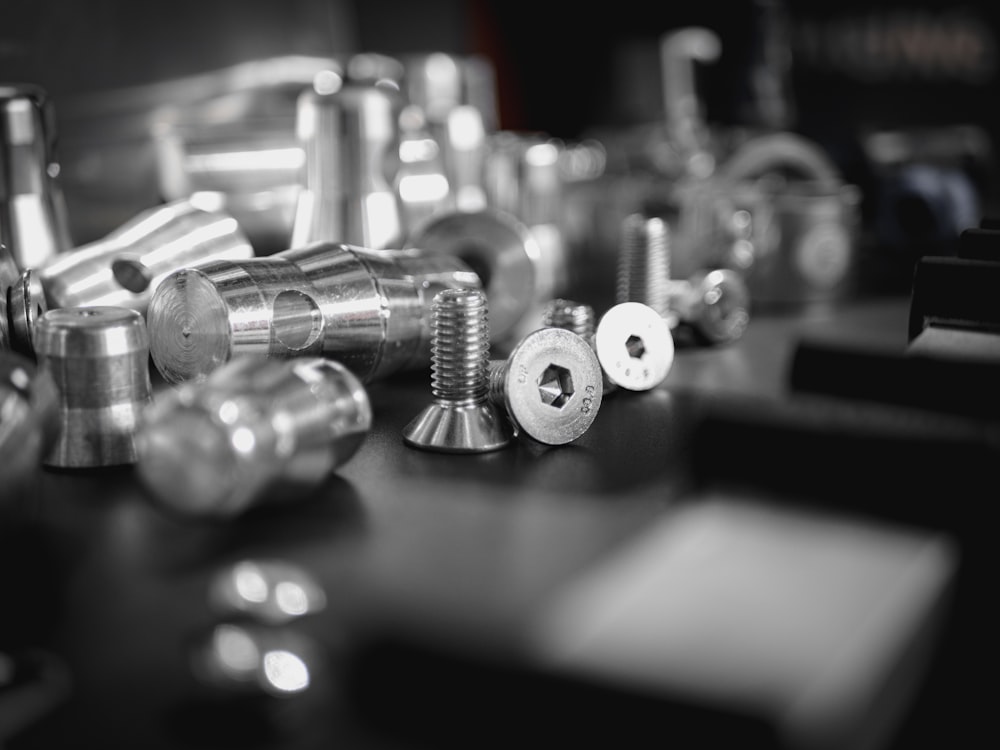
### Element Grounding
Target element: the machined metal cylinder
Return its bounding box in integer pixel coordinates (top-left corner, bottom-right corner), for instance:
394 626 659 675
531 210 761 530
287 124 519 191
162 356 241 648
34 306 153 467
38 197 254 314
291 76 404 251
135 356 371 519
0 84 72 271
147 242 480 386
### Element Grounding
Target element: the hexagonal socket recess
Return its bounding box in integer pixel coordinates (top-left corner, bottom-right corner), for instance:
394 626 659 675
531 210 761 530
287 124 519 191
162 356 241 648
593 302 675 392
488 327 603 445
146 242 480 386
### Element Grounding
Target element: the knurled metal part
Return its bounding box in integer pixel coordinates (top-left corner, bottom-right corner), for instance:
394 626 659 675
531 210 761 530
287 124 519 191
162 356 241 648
34 306 153 467
542 298 596 340
488 327 602 445
402 287 512 453
593 302 675 392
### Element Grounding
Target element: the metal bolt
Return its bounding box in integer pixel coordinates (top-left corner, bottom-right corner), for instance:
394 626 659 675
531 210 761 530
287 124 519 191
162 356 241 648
542 297 617 397
593 301 675 392
135 356 371 520
617 212 672 320
487 326 603 445
666 268 751 345
402 287 512 453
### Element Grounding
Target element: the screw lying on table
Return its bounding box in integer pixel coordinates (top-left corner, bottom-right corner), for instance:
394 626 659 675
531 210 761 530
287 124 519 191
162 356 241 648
542 297 617 397
402 287 512 453
593 301 675 392
487 326 603 445
665 268 751 345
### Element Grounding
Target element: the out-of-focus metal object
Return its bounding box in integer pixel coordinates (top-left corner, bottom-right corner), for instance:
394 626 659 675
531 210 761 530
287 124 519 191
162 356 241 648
291 74 405 251
404 208 539 346
403 287 512 453
192 622 320 696
38 197 253 314
593 302 675 392
136 356 370 520
147 242 480 386
487 327 603 445
0 84 72 271
34 306 153 467
666 268 751 346
0 351 59 498
394 103 452 234
208 559 327 624
660 27 721 175
718 132 861 307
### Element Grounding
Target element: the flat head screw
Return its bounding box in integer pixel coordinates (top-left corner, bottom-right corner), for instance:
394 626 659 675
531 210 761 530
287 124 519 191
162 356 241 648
542 297 617 397
403 287 513 453
487 326 603 445
593 301 675 392
617 212 672 321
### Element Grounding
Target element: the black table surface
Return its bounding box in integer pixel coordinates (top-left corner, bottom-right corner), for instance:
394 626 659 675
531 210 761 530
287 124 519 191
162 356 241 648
2 292 991 750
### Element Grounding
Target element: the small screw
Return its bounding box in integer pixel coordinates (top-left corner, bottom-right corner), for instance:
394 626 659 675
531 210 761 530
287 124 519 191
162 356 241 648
487 326 603 445
403 287 512 453
542 298 617 397
593 301 674 392
617 212 671 319
666 268 750 345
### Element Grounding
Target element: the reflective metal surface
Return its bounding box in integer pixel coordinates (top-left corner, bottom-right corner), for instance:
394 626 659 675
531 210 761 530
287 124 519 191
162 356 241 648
0 351 59 498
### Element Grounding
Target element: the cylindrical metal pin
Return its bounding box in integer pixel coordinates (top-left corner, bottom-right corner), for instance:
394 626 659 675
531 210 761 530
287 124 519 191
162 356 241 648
34 306 153 467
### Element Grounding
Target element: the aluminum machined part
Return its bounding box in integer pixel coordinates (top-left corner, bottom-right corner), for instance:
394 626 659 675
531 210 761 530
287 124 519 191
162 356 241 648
135 356 371 520
34 306 153 467
5 268 47 357
0 84 73 271
404 208 539 345
291 76 405 251
487 327 603 445
38 197 254 314
147 242 480 385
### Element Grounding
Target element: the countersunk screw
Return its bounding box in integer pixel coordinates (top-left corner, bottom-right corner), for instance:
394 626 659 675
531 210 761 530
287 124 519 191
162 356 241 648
403 287 512 453
487 326 603 445
593 301 674 392
542 298 617 397
666 268 751 345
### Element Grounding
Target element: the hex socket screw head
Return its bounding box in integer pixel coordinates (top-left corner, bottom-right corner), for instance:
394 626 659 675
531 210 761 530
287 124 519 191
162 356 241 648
542 297 617 397
402 287 512 453
487 326 603 445
593 301 675 392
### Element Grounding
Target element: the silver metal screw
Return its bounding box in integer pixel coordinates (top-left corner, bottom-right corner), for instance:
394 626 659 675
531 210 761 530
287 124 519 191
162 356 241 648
487 326 603 445
593 301 675 392
542 298 617 397
617 212 672 320
403 287 512 453
666 268 751 345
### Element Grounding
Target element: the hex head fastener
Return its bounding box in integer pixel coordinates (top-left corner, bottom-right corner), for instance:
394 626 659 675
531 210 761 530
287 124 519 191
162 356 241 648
488 327 603 445
593 301 675 392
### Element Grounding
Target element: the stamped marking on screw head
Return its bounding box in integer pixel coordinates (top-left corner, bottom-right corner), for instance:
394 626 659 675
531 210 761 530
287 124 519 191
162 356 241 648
594 302 674 392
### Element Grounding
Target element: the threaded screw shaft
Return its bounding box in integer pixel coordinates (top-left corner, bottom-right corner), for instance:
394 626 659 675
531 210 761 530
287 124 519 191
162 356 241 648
429 287 491 407
617 213 671 318
542 298 596 340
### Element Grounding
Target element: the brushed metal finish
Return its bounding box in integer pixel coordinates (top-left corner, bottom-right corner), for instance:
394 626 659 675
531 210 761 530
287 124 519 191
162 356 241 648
147 242 480 385
34 306 153 467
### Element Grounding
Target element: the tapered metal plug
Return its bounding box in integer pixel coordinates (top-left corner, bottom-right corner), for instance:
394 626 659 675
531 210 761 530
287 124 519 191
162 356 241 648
488 327 602 445
135 356 371 520
403 287 512 453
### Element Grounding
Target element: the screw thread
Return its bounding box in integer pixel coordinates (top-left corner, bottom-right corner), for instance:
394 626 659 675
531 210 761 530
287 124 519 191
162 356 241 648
486 359 509 406
617 213 671 318
430 287 491 407
542 298 595 340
